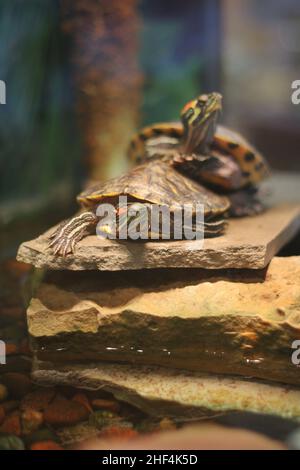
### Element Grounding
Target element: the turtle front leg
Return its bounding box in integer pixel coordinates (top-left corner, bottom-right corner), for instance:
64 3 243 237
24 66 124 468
49 211 98 256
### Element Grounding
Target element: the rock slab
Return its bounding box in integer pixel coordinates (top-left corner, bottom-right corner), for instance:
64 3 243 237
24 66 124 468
17 204 300 270
32 360 300 421
28 257 300 386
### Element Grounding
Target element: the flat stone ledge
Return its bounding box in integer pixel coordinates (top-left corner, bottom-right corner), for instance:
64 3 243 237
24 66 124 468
17 203 300 270
32 360 300 421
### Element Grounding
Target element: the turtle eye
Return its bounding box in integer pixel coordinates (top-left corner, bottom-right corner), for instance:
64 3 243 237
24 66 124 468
182 108 196 126
183 108 194 121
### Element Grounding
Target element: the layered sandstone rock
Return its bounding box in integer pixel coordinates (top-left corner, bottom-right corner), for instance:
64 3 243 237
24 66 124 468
32 360 300 421
27 257 300 386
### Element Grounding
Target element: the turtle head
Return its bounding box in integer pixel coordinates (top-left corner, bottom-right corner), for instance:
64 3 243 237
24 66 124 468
180 92 222 154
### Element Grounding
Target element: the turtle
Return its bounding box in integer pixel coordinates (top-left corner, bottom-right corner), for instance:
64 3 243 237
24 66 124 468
127 92 270 216
49 160 230 256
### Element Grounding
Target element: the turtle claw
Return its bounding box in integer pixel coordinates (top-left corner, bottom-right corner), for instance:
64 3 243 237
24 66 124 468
48 211 98 256
49 234 73 257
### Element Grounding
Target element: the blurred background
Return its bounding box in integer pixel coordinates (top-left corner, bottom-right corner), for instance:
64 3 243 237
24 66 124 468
0 0 300 257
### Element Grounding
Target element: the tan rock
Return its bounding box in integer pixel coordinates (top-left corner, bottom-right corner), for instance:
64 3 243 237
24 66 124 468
32 360 300 422
17 204 300 270
28 257 300 386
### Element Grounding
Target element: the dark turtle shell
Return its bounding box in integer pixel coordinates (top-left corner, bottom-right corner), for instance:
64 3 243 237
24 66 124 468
78 160 230 219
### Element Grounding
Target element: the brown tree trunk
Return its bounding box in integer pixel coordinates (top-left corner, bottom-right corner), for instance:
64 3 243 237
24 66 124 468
60 0 142 180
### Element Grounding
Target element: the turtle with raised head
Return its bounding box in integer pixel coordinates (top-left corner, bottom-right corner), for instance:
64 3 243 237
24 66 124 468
49 160 230 256
128 92 269 216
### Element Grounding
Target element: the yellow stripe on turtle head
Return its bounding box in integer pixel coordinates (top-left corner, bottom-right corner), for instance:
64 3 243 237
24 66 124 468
180 93 222 129
180 92 222 153
181 99 198 119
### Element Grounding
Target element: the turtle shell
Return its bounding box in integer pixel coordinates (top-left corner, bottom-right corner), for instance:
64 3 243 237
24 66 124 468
78 160 230 219
213 125 269 185
127 118 269 189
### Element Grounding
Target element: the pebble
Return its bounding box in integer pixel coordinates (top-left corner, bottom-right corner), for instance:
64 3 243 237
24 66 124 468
0 384 8 402
159 417 177 431
1 373 32 398
0 406 5 425
56 422 100 447
44 395 89 426
2 400 20 413
21 409 43 435
30 440 63 450
72 393 93 413
0 435 25 450
24 428 59 447
136 418 159 434
99 425 138 441
91 398 120 413
20 388 56 412
5 343 19 355
0 411 22 436
89 410 118 430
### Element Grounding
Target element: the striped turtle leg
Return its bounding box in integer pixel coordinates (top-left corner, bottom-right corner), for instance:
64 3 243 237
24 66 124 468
49 211 98 256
